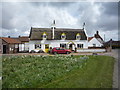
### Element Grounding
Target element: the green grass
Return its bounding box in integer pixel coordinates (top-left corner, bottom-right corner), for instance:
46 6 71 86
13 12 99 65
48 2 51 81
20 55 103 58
2 55 115 88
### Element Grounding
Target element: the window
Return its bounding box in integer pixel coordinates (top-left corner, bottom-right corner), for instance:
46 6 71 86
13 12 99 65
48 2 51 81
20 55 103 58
35 44 41 49
60 48 65 50
61 33 66 40
93 44 96 47
45 44 49 49
42 32 47 40
60 44 66 48
15 44 18 48
76 36 80 39
61 35 65 38
43 35 47 38
56 48 60 50
25 43 29 51
77 44 83 48
76 33 81 40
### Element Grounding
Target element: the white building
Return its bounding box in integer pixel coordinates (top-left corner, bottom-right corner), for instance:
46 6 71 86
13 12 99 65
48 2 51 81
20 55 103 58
88 31 104 48
29 21 88 52
18 36 29 52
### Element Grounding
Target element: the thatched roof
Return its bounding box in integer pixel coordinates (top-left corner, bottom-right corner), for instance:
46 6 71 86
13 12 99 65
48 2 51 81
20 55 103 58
29 27 87 40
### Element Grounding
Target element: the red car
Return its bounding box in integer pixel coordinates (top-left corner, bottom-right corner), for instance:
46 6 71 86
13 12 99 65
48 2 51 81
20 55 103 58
52 47 71 54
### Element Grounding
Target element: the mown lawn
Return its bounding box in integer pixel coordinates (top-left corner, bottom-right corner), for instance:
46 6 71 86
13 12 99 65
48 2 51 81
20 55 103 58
2 55 115 88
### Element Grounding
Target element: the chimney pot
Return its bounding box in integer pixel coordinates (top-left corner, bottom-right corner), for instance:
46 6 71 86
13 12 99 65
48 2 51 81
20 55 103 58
96 31 99 35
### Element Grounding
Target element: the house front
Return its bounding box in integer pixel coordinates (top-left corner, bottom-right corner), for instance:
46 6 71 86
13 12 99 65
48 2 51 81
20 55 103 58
0 37 21 54
88 31 104 48
18 36 29 52
29 22 88 52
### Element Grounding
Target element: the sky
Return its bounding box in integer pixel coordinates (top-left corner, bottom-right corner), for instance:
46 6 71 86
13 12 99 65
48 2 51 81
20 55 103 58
0 1 119 41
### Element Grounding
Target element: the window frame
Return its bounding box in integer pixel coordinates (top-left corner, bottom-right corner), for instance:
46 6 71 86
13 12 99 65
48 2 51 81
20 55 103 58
60 44 66 48
35 44 41 49
61 33 66 40
93 44 96 47
77 44 83 48
42 32 47 40
43 34 47 40
76 33 81 40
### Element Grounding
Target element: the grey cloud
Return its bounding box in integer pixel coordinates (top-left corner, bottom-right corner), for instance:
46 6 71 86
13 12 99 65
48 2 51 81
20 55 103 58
102 2 118 16
75 2 118 36
30 2 75 8
1 2 118 41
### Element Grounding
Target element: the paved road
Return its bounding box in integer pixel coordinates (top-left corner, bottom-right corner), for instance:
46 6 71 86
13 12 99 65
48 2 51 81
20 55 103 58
110 49 119 89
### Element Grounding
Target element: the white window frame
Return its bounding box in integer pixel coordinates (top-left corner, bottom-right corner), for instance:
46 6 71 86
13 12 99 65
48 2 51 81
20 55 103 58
61 35 66 40
43 34 47 40
35 44 41 49
76 35 81 40
60 43 66 48
93 44 96 47
77 44 83 48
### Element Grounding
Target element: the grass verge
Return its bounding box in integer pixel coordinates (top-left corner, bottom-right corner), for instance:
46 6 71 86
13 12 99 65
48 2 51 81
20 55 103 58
2 55 115 88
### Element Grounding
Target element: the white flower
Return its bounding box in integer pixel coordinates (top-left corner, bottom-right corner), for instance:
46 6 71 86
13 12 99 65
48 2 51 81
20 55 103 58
66 70 69 72
0 77 2 80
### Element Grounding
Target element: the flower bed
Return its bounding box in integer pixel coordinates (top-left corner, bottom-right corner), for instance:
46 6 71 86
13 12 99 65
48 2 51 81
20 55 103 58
2 55 89 88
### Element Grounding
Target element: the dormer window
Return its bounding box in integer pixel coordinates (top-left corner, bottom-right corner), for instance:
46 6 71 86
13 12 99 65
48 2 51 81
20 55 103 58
76 33 81 40
43 35 47 38
42 32 47 40
61 33 66 40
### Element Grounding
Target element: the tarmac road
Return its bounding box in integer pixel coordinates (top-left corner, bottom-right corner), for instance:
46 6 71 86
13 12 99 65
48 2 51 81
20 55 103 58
110 49 119 89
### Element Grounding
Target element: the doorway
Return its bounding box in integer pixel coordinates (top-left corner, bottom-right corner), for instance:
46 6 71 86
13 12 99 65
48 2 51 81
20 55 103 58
3 45 7 54
69 43 75 51
45 44 49 53
69 44 72 50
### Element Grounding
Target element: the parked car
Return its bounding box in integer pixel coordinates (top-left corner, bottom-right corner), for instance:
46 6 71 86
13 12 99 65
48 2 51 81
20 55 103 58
29 49 44 53
37 50 44 53
52 47 71 54
29 50 36 53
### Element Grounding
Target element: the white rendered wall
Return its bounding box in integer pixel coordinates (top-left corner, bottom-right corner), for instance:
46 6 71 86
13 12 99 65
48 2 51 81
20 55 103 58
24 42 29 51
19 44 25 51
29 41 35 52
29 40 88 52
88 38 103 47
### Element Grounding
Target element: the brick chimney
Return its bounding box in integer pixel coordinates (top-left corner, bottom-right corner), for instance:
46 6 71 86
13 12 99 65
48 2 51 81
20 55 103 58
8 36 10 38
96 31 99 35
51 20 56 39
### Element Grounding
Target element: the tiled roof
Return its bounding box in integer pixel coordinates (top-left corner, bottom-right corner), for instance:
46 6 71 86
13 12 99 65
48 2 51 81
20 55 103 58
88 33 104 44
104 39 120 46
94 34 103 41
19 36 29 42
0 37 21 44
88 37 93 41
29 27 87 40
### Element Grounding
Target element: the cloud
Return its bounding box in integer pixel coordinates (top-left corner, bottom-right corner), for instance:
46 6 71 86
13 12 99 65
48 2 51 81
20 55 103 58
1 2 118 41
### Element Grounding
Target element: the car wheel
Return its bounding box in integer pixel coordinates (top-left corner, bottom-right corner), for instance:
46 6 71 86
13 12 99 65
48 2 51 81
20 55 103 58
66 52 70 54
54 52 57 55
